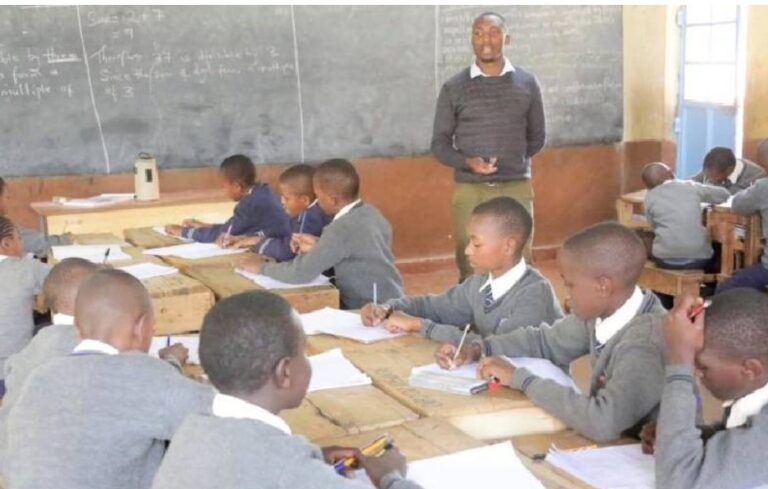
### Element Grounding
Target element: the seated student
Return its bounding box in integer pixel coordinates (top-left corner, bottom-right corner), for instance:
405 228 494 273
361 197 563 344
165 154 291 244
3 269 214 489
642 162 730 270
227 164 332 261
436 222 667 442
691 146 765 195
0 176 71 257
0 216 50 397
152 290 422 489
241 159 404 309
655 289 768 489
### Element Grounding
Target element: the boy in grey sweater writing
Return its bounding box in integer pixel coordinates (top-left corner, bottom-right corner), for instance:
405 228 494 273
241 159 404 309
690 146 765 195
4 269 213 489
152 290 423 489
654 289 768 489
436 222 667 442
361 197 562 344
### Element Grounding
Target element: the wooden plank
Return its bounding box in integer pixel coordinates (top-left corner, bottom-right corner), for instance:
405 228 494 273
638 262 708 297
616 190 649 230
124 227 187 249
70 233 128 245
282 400 349 441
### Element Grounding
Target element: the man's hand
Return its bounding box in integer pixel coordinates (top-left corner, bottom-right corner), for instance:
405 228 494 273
465 156 498 175
165 225 183 237
240 255 263 274
182 219 207 229
360 303 390 326
383 311 422 334
435 342 482 370
321 446 362 478
640 421 657 455
478 356 516 386
663 295 705 365
291 233 319 254
159 343 189 366
360 447 408 489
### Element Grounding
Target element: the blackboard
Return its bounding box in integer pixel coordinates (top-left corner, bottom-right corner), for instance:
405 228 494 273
0 5 623 177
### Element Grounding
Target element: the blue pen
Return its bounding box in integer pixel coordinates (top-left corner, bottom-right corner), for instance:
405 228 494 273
166 335 171 348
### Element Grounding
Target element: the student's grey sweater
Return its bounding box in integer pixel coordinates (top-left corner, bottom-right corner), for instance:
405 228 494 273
152 414 422 489
656 365 768 489
475 290 666 442
4 352 214 489
691 158 766 194
384 267 563 344
18 227 69 257
261 202 404 309
645 180 731 260
0 256 49 379
731 178 768 267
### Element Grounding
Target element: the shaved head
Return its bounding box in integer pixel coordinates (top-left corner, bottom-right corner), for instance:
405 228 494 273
474 11 506 32
642 162 674 189
44 258 101 315
314 159 360 201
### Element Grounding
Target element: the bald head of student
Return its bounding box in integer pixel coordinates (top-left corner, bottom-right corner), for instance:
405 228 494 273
74 269 155 352
558 222 647 321
312 158 361 216
642 162 675 190
44 258 101 317
466 197 532 275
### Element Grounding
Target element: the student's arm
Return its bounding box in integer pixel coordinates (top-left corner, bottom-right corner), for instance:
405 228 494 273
255 236 296 262
526 75 546 158
29 258 50 293
731 180 768 215
184 220 226 242
18 227 69 257
497 281 564 333
260 225 348 283
690 182 731 205
161 373 215 438
430 84 467 169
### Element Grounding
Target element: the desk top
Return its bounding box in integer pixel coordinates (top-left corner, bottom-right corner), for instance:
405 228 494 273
31 190 230 217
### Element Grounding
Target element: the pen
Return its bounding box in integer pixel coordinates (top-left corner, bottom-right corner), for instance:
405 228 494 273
223 224 233 247
452 323 471 365
102 248 110 264
688 300 711 320
373 282 378 309
334 436 392 474
166 335 171 348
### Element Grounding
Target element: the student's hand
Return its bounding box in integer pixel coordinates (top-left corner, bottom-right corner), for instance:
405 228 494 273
361 303 390 326
465 156 498 175
321 446 362 478
478 356 515 386
291 233 318 254
225 235 264 249
165 225 183 237
239 255 264 274
435 342 482 370
360 447 408 488
215 233 233 248
159 343 189 366
383 311 422 334
182 219 207 228
640 420 657 455
663 295 705 366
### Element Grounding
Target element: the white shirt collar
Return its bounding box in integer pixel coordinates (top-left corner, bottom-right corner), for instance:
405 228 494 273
52 313 75 326
0 255 7 262
72 339 119 355
333 199 362 222
212 393 292 435
470 57 515 78
482 259 527 301
725 381 768 428
728 158 745 184
595 287 644 345
307 199 318 209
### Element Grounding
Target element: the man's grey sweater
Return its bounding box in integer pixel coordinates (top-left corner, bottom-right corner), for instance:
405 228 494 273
731 177 768 267
476 290 666 442
656 365 768 489
151 414 422 489
691 158 766 194
384 266 563 344
261 202 404 309
431 67 546 183
645 180 730 260
4 352 214 489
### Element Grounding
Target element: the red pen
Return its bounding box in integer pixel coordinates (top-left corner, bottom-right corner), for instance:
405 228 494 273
688 300 711 320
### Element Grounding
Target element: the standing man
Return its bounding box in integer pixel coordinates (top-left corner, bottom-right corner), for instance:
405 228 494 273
432 12 545 281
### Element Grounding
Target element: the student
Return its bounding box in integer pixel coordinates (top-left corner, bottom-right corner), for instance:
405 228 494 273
241 159 404 309
361 197 562 344
691 147 765 195
655 289 768 489
0 176 71 257
3 269 214 489
227 164 332 261
152 290 422 489
0 216 49 397
436 222 667 442
165 154 291 244
716 177 768 293
642 162 730 270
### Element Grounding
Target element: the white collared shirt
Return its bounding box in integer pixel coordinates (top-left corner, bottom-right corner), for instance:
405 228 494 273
728 158 745 184
72 339 119 355
725 381 768 428
470 57 515 78
333 199 362 222
594 287 644 345
0 255 7 263
481 259 527 301
212 393 292 435
52 313 75 326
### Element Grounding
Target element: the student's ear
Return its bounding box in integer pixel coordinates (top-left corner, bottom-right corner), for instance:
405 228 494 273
273 356 293 390
503 236 519 258
300 195 312 208
131 312 155 352
596 275 613 297
743 358 766 383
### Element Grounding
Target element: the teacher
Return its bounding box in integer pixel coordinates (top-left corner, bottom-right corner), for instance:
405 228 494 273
432 12 545 281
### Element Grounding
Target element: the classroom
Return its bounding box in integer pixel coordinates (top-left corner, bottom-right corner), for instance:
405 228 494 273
0 3 767 489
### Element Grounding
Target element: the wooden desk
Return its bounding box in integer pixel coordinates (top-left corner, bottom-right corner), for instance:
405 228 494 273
615 190 649 230
70 233 128 246
708 205 763 280
31 190 235 237
123 227 187 249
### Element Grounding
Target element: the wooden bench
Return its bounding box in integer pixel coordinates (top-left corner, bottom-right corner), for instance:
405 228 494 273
638 261 717 297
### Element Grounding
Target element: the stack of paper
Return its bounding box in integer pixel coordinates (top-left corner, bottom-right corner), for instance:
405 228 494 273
307 348 372 393
236 268 330 290
152 226 192 242
409 363 490 396
143 242 245 260
60 193 135 208
118 263 178 281
299 307 405 343
546 444 654 489
149 335 201 364
51 245 132 263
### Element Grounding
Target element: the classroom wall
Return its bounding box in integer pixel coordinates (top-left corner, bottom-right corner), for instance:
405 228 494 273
744 5 768 160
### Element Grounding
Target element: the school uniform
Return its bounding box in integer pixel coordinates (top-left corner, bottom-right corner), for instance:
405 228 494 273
644 179 730 268
691 157 766 195
3 340 214 489
260 201 404 309
182 183 291 243
18 227 70 257
474 288 666 442
256 201 332 262
384 260 563 344
656 366 768 489
151 393 422 489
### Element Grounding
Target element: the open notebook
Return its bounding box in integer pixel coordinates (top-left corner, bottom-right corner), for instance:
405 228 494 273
546 444 654 489
152 226 192 242
235 268 330 290
143 242 245 260
118 263 178 281
51 245 132 264
299 307 405 343
307 348 371 393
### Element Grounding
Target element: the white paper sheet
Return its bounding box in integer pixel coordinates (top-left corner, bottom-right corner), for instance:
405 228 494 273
235 268 330 290
51 245 132 264
118 263 178 281
299 307 405 343
149 335 200 364
151 226 192 242
307 348 371 393
546 444 654 489
60 193 135 208
142 242 245 260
